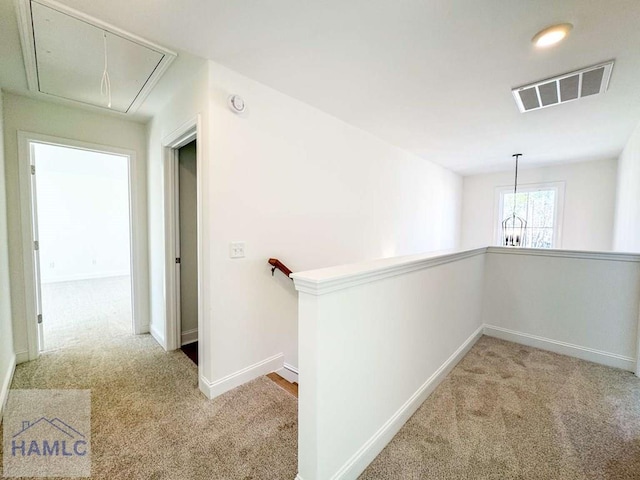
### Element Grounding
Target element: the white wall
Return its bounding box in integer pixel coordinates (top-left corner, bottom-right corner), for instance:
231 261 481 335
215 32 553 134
204 61 461 391
482 248 640 371
3 93 148 362
614 120 640 252
146 60 210 358
0 90 16 416
293 250 486 479
34 144 131 283
461 159 618 251
146 59 462 396
292 246 640 478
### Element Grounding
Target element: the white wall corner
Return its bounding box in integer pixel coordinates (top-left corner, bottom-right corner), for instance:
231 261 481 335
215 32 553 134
135 323 150 335
332 325 484 480
636 305 640 377
150 324 167 351
15 350 30 365
198 373 213 399
276 363 298 384
199 353 284 399
483 324 637 372
1 354 17 418
636 324 640 377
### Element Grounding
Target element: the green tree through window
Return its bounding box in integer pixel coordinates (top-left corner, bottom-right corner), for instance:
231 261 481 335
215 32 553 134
501 188 557 248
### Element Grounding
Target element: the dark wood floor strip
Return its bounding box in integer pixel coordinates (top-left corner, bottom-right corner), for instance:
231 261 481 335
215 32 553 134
181 341 198 365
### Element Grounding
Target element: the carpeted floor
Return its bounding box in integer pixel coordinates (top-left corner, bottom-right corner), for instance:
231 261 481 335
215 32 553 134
361 335 640 479
2 333 298 479
41 276 132 352
4 325 639 479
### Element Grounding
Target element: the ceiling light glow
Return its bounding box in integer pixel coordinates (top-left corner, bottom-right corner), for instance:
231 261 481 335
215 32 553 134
532 23 573 48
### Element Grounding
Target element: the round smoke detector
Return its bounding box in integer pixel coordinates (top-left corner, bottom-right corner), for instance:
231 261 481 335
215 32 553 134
228 94 246 114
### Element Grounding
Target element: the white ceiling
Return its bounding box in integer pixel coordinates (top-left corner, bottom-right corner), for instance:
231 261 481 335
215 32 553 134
2 0 640 173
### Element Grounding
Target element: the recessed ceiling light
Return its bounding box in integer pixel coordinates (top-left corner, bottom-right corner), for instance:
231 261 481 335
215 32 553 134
532 23 573 48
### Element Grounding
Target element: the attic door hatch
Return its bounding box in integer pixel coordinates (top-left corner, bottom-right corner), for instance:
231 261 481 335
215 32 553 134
16 0 177 114
512 61 614 113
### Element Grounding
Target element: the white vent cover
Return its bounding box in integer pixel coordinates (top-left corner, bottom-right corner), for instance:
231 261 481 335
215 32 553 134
512 61 614 113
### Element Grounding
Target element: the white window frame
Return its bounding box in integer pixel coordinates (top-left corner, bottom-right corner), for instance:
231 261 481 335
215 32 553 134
493 181 565 249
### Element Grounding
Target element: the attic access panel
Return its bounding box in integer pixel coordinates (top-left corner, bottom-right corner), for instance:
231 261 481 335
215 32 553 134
512 61 614 113
17 0 176 114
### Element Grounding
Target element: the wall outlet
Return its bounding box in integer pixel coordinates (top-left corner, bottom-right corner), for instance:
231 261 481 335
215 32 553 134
230 242 246 259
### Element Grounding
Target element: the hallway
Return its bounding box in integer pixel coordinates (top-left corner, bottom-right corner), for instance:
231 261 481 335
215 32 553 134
2 330 298 478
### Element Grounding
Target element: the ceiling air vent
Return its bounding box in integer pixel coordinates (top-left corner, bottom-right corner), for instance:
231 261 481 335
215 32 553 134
512 61 614 113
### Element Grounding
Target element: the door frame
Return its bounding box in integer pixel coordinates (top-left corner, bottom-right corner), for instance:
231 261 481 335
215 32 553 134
161 116 203 352
17 131 145 360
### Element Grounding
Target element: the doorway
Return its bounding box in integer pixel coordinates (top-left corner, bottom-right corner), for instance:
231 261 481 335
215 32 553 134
176 140 199 365
160 118 203 375
18 132 144 360
31 143 133 351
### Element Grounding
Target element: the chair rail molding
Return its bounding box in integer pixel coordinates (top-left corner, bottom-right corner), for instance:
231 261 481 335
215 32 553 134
291 248 487 295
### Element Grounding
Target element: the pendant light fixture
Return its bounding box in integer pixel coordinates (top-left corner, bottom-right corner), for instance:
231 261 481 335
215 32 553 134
502 153 527 247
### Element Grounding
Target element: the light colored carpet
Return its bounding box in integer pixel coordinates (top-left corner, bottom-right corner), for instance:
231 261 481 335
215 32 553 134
361 335 640 479
41 276 132 352
6 325 639 479
2 333 298 479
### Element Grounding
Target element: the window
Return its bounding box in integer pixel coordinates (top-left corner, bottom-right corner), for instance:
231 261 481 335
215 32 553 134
495 182 564 248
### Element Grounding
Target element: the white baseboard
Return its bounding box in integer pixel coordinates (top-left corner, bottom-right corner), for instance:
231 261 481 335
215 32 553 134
134 323 150 335
1 354 16 420
181 328 198 346
15 350 29 364
41 271 130 284
276 362 298 384
150 324 167 351
200 353 284 399
332 324 484 480
198 374 211 399
483 325 636 371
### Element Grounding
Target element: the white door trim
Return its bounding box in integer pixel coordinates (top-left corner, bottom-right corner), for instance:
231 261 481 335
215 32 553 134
161 116 202 353
17 131 145 360
636 308 640 377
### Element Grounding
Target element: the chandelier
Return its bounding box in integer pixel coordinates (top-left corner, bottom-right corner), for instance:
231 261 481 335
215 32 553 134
502 153 527 247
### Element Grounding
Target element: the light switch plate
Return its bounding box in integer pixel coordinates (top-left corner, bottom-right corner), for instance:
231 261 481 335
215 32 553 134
230 241 245 259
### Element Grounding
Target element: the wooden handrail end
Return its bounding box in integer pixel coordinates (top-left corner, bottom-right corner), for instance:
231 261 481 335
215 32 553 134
268 258 293 279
